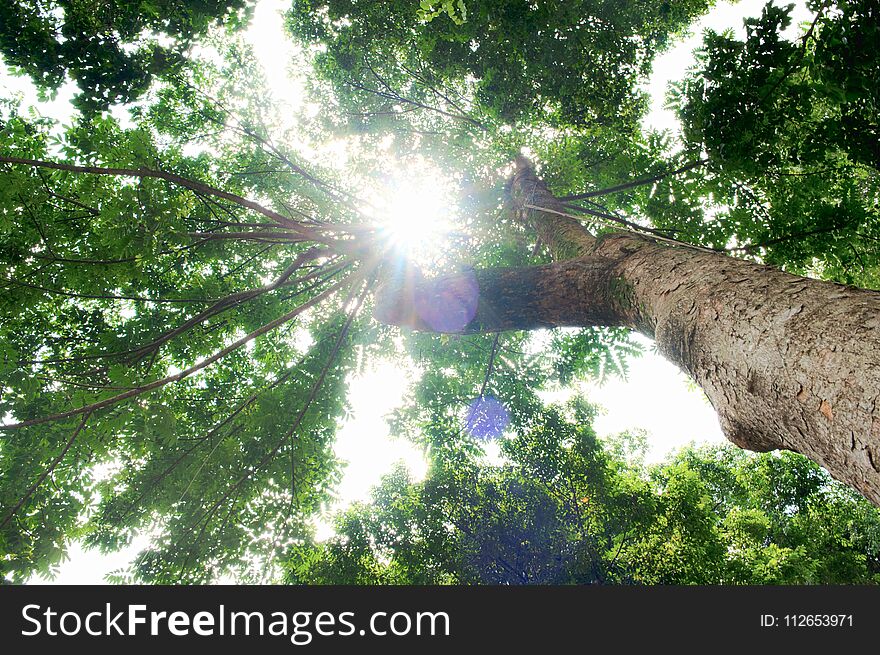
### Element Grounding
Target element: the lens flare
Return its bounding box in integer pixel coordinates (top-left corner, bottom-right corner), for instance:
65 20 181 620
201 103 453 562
414 269 479 333
464 396 510 440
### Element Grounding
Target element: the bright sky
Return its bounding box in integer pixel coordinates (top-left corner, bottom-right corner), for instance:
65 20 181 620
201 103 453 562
19 0 813 583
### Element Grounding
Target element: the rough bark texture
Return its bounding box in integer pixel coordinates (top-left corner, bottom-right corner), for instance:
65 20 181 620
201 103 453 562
373 258 619 332
509 155 596 259
374 159 880 506
600 233 880 506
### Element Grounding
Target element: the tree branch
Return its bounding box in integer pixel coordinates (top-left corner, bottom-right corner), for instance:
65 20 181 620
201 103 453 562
558 159 708 201
185 276 374 537
0 274 354 430
374 258 620 334
1 411 92 529
0 156 333 245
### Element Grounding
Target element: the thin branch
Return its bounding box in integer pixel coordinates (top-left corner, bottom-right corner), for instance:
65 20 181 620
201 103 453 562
1 411 92 529
558 159 708 201
399 62 476 121
185 230 307 242
727 222 848 254
0 156 332 244
757 1 830 105
525 202 720 254
353 60 487 130
560 199 655 233
185 274 374 537
478 333 501 399
35 169 100 215
195 221 280 230
31 253 139 265
20 196 58 258
219 244 277 280
118 362 305 520
3 279 213 304
121 248 327 362
0 274 353 430
23 257 349 368
180 80 368 213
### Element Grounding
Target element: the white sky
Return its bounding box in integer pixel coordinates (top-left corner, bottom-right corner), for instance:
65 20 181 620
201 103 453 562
19 0 812 583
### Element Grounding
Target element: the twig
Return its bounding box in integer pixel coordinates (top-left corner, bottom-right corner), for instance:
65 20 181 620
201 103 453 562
478 333 501 399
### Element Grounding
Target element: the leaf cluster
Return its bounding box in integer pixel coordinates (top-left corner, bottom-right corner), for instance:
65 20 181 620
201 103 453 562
0 0 252 113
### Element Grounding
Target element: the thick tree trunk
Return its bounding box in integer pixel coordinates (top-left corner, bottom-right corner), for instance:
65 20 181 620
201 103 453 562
598 232 880 505
374 159 880 506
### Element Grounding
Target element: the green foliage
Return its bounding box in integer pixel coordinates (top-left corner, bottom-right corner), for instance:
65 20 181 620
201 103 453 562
0 63 370 580
551 328 642 384
0 0 252 113
287 431 880 585
287 0 714 131
288 400 626 585
670 0 880 286
418 0 468 25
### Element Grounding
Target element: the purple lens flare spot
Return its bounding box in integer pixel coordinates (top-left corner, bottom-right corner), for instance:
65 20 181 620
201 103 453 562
464 396 510 440
414 269 479 333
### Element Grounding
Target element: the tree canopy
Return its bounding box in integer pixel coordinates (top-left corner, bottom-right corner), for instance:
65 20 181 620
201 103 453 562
287 0 713 130
671 0 880 283
1 0 879 584
288 418 880 585
0 0 252 113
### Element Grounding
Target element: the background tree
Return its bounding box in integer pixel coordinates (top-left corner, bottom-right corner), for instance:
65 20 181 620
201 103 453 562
287 402 880 585
1 0 879 583
667 0 880 284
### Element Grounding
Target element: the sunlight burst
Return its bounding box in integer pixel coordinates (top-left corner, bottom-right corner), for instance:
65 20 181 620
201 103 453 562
377 176 455 267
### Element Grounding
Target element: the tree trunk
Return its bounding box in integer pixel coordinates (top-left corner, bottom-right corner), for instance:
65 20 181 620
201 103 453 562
374 159 880 506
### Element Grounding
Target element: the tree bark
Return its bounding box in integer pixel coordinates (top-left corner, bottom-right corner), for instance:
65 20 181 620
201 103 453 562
374 159 880 506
